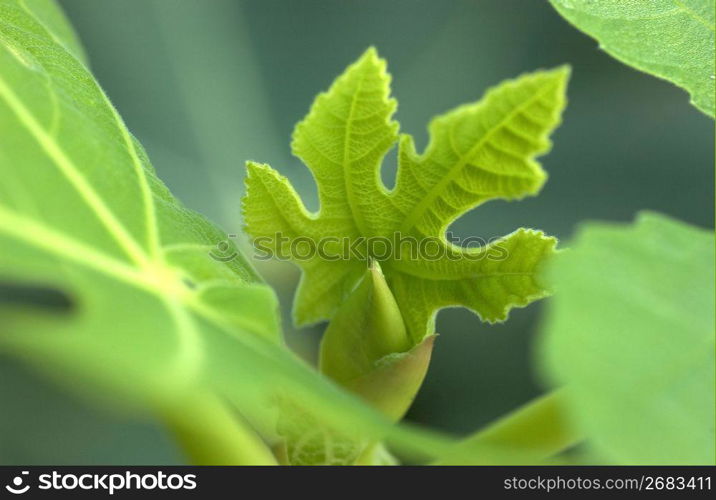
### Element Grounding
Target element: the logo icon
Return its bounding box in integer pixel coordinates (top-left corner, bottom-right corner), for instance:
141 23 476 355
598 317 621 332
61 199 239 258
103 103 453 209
209 235 239 262
5 471 30 495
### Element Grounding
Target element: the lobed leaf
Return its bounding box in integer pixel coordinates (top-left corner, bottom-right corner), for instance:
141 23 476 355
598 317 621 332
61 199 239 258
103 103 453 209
243 48 569 342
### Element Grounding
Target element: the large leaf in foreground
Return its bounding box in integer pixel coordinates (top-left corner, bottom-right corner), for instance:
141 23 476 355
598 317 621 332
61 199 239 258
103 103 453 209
0 0 279 388
550 0 715 117
243 48 568 341
11 0 88 65
539 212 715 464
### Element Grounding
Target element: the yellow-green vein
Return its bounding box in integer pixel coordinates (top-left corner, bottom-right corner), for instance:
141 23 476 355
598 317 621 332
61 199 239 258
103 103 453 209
0 69 150 268
397 77 559 234
11 4 162 259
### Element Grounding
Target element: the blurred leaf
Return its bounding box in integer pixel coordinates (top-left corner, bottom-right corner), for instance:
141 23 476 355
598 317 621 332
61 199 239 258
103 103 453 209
0 0 285 408
550 0 715 117
0 360 181 465
539 212 715 464
243 48 568 341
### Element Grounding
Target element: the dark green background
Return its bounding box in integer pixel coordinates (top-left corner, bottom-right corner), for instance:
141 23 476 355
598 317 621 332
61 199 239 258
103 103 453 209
1 0 712 464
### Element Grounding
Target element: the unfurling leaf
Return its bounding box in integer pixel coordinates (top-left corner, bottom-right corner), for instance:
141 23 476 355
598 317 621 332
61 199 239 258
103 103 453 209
342 334 435 422
282 262 434 464
243 48 568 342
539 212 715 464
319 260 411 385
550 0 715 117
320 261 433 421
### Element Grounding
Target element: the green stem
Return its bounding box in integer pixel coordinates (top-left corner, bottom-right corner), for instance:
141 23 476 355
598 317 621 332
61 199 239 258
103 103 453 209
161 393 277 465
434 389 583 465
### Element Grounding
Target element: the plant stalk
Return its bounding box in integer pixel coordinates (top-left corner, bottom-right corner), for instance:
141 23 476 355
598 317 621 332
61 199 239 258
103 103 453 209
161 393 277 465
435 389 582 465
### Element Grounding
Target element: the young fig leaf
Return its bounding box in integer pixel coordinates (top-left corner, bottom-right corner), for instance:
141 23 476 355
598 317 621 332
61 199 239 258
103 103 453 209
243 48 568 342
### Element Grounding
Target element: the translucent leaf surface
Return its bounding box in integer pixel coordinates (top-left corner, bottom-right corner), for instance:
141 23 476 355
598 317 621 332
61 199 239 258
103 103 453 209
11 0 88 65
539 212 715 464
0 0 283 409
243 48 568 341
550 0 715 117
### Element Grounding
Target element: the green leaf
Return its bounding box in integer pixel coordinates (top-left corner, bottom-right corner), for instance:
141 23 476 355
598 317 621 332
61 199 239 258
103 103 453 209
549 0 715 117
243 48 568 341
539 212 715 464
4 0 88 66
0 0 503 465
0 0 284 409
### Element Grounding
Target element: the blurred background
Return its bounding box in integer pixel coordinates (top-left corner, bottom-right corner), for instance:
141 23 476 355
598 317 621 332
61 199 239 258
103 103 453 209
1 0 712 464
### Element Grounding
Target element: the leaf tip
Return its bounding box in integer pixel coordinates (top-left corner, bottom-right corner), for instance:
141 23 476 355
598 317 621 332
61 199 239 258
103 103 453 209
553 64 572 80
362 45 380 60
541 64 572 95
355 46 390 79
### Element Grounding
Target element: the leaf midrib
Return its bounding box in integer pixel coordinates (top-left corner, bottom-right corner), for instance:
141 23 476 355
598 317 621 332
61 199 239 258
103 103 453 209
0 70 151 267
0 7 253 384
0 17 159 267
0 199 286 383
2 8 160 258
343 66 370 236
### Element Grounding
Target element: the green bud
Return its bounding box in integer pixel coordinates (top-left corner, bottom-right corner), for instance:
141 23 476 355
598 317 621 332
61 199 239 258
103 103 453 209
343 335 436 421
319 260 435 421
